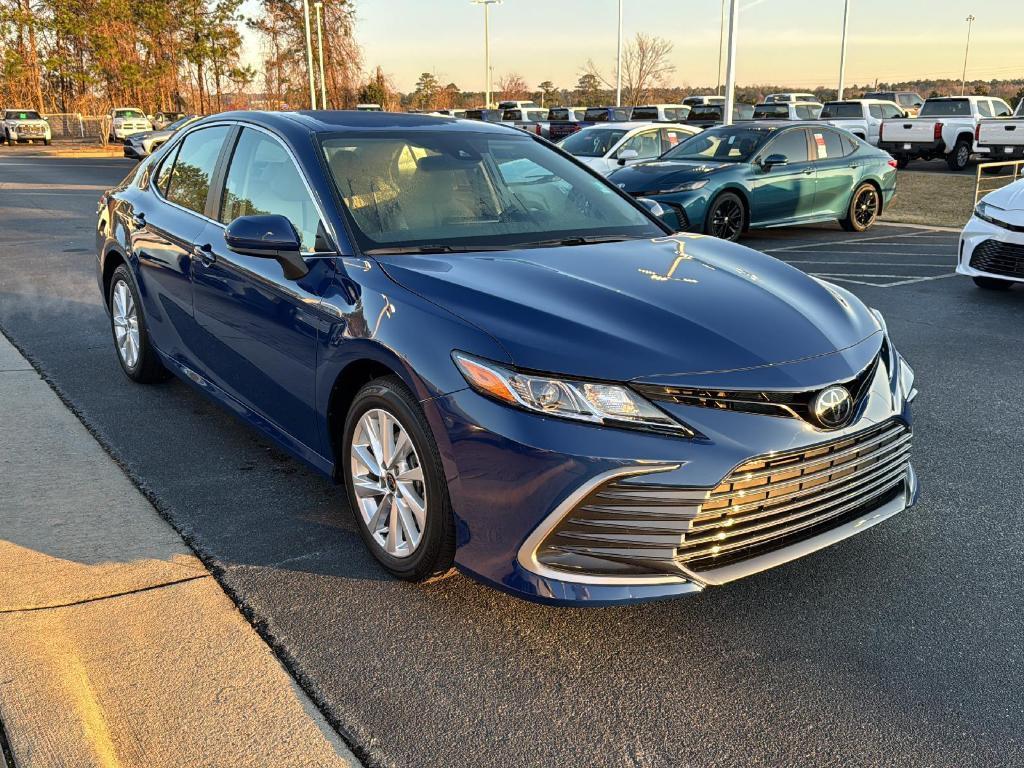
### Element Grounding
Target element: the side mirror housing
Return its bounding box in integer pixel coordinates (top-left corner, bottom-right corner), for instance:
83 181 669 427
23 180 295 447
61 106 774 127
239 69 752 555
224 214 309 280
761 153 788 170
617 148 639 165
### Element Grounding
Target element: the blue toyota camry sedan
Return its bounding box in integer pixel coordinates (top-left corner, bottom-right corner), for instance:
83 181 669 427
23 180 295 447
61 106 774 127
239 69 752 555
96 111 918 605
608 121 899 241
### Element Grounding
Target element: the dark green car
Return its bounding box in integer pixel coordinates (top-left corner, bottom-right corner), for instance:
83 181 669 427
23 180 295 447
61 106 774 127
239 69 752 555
608 121 898 241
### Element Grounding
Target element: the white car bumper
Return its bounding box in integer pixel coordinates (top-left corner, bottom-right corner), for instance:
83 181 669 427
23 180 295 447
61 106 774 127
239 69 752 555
957 214 1024 283
112 125 149 139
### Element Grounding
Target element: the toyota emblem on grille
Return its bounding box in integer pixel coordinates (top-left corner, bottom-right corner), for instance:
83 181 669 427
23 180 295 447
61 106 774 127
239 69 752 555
812 385 853 429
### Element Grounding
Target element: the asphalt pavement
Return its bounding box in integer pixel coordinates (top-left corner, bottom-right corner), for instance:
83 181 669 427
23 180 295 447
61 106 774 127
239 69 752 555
2 153 1023 768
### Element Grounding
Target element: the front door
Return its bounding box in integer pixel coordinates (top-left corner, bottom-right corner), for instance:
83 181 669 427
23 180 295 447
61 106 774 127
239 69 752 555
190 126 334 452
751 127 816 225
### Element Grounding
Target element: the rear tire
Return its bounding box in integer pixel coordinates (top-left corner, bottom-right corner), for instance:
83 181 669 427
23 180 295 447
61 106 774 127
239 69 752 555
107 264 171 383
973 275 1014 291
840 183 880 232
342 376 456 582
946 139 971 172
704 192 746 242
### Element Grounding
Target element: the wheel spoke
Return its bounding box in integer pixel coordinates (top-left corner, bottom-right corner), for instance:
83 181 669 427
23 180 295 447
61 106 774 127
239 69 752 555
398 485 426 528
353 444 382 476
392 428 411 465
385 497 400 553
352 477 384 498
366 493 390 533
376 410 393 468
395 496 421 549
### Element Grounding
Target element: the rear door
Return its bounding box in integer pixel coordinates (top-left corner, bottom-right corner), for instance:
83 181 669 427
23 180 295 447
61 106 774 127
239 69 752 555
190 125 335 451
751 128 816 225
809 127 858 217
126 124 232 365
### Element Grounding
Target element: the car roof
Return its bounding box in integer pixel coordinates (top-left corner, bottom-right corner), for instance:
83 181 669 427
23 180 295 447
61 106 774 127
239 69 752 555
202 109 520 136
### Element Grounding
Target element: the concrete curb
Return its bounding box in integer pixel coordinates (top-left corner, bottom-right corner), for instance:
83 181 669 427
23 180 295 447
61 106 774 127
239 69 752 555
0 333 363 768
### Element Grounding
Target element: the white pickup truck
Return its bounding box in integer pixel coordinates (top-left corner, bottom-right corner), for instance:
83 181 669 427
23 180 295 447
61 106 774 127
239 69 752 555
818 99 905 145
879 95 1014 171
2 109 51 145
977 99 1024 161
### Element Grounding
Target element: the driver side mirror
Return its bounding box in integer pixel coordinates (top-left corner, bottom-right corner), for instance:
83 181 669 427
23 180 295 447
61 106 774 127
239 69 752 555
617 148 639 166
224 214 309 280
761 153 788 170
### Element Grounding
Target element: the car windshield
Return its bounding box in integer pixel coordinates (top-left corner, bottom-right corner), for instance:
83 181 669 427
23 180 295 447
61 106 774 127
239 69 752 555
6 110 41 120
920 99 971 117
559 127 628 157
165 116 194 131
821 103 862 118
116 109 145 119
320 131 663 253
662 126 769 163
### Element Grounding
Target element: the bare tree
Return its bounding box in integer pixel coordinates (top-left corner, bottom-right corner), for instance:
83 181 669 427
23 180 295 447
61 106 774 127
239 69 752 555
584 33 676 107
496 72 528 102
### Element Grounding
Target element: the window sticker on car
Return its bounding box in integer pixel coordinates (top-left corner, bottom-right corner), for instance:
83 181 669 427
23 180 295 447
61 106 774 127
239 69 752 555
667 132 680 145
814 132 827 158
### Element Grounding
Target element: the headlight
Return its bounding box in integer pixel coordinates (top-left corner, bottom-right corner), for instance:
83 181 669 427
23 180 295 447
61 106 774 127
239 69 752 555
974 201 1003 225
453 352 691 435
897 353 916 403
658 180 709 194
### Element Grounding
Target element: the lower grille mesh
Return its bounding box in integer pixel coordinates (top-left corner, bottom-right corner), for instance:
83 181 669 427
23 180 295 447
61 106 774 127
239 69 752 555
970 239 1024 278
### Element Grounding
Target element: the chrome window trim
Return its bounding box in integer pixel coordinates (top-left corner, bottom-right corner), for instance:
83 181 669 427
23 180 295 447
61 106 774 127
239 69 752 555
516 463 692 586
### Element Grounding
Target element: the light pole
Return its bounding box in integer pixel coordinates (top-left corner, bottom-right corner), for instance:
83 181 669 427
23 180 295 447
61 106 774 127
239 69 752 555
472 0 501 108
717 0 725 95
723 0 738 125
314 1 327 109
301 0 316 109
961 14 975 96
837 0 850 100
615 0 623 107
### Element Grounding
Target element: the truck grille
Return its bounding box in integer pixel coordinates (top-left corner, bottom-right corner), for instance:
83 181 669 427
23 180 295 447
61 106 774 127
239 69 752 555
20 124 44 135
970 239 1024 278
535 420 911 579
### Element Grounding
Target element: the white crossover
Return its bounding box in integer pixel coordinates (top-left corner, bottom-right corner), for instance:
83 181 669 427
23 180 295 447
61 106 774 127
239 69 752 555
958 177 1024 290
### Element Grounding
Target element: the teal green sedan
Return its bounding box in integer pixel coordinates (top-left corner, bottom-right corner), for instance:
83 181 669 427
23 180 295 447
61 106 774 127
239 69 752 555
608 121 898 241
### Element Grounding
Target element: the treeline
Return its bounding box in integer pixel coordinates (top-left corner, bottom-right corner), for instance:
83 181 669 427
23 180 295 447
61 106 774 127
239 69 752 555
0 0 362 114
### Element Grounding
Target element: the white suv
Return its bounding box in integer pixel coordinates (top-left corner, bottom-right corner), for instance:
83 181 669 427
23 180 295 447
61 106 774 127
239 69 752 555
108 107 153 142
3 109 51 145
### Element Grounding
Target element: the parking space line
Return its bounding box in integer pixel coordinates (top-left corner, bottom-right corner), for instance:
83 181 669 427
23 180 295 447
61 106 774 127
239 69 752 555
763 231 953 253
785 261 950 267
807 272 958 288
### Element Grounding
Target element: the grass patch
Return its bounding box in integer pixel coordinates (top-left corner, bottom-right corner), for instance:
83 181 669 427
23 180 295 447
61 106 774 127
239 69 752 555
881 170 978 228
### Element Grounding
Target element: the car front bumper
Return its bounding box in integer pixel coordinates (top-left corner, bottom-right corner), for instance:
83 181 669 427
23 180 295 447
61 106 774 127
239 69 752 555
957 214 1024 282
636 189 712 233
430 344 917 605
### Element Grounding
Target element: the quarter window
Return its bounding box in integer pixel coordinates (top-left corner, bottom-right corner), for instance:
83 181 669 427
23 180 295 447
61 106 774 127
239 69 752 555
219 128 323 252
978 100 993 118
164 126 230 215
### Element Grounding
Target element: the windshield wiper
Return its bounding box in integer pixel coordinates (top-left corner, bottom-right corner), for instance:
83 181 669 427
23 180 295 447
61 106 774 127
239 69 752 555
522 235 637 248
363 244 514 255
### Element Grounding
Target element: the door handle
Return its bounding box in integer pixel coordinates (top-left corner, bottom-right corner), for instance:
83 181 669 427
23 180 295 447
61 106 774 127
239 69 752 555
192 243 216 266
803 168 815 175
130 211 146 229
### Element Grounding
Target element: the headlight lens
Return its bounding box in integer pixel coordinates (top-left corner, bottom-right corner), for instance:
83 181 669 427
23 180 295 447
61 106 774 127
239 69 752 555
974 201 1002 225
659 179 708 194
453 352 690 434
897 353 916 402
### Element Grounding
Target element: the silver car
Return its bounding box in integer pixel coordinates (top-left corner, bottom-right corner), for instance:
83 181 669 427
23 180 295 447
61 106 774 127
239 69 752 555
122 115 199 159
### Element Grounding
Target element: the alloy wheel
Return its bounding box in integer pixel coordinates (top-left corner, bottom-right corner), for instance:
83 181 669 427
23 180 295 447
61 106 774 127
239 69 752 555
956 145 969 168
111 279 140 369
710 198 743 240
854 188 878 228
349 408 427 558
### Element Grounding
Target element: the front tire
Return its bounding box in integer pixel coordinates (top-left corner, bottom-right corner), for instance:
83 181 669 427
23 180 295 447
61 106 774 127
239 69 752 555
946 139 971 171
973 275 1014 290
840 182 880 232
342 376 456 581
704 192 745 242
107 264 170 383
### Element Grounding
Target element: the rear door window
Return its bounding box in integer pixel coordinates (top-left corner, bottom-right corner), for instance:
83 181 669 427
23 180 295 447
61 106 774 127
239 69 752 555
795 104 821 120
164 126 230 215
631 107 658 120
812 129 846 160
977 100 993 118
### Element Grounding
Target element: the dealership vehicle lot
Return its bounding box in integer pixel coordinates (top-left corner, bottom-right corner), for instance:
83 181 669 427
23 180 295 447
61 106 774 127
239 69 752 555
2 154 1024 766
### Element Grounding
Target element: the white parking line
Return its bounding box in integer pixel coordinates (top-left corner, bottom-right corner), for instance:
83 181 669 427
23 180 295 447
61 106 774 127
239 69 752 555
763 230 949 253
785 260 950 267
808 272 958 288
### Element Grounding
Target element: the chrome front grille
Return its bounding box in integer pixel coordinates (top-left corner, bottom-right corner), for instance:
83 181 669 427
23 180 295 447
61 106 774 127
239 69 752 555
535 420 911 579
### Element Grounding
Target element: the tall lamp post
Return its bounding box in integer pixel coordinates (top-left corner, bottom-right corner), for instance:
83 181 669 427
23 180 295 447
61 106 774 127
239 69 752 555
314 1 327 109
961 14 975 96
471 0 501 108
723 0 738 125
717 0 726 95
301 0 316 109
837 0 850 100
615 0 623 107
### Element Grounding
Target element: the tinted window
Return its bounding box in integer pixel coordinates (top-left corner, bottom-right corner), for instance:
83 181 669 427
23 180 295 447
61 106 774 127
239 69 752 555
6 110 42 120
821 103 863 118
688 105 723 121
632 107 658 120
560 127 629 157
868 104 884 119
841 134 859 155
993 100 1012 117
219 129 322 252
502 110 522 120
548 108 570 120
811 129 846 160
321 132 662 251
164 126 229 214
663 126 770 163
753 104 790 119
978 100 993 118
584 108 610 121
920 99 971 117
618 129 662 159
765 129 809 162
795 104 822 119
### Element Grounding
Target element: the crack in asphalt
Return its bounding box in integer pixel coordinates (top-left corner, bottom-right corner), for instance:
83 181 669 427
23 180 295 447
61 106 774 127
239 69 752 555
0 575 210 615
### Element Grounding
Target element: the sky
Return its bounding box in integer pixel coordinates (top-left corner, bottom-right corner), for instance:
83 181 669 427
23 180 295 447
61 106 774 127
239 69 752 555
335 0 1022 93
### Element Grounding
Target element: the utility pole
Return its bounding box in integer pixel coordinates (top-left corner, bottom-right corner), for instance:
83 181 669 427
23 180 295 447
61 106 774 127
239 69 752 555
314 0 327 109
615 0 623 107
837 0 850 100
961 14 975 96
472 0 501 108
302 0 316 109
717 0 726 96
723 0 738 125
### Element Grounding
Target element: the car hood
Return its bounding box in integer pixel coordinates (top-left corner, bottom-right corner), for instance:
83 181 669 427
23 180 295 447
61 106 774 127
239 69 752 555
376 237 882 384
128 129 171 142
609 159 738 193
984 179 1024 212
